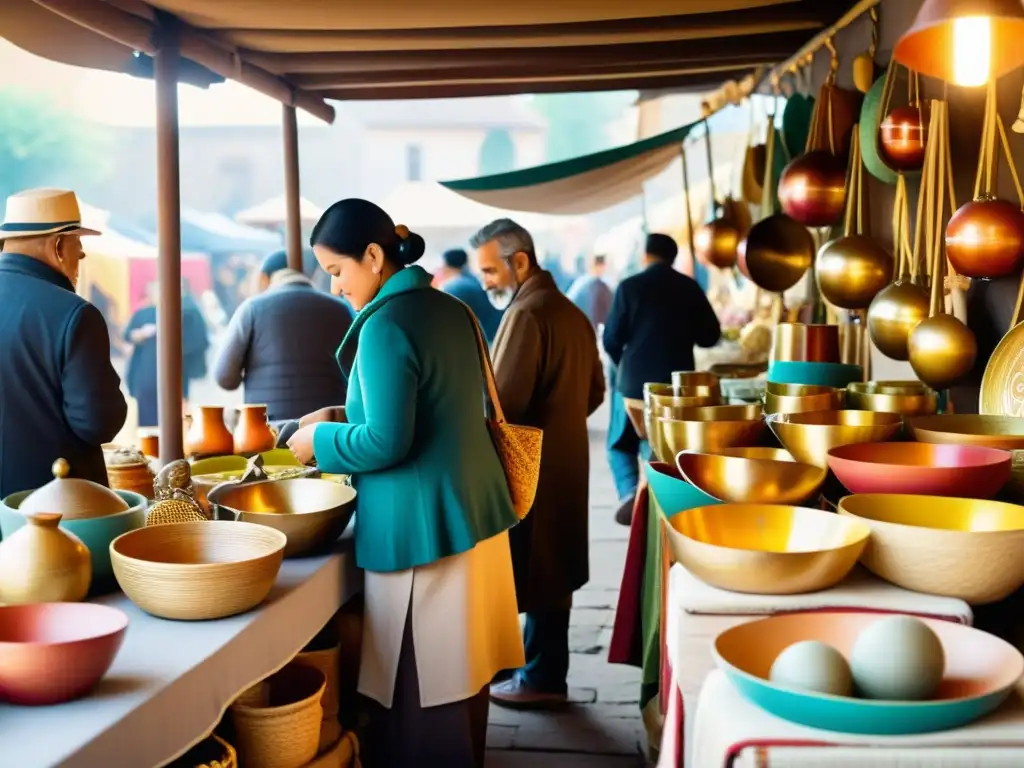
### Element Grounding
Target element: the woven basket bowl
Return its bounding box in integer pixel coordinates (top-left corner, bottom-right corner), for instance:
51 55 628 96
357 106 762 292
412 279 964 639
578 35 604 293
110 521 285 620
838 494 1024 604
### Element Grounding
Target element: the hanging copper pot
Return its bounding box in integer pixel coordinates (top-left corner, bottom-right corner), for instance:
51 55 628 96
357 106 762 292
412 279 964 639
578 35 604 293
695 218 741 269
817 235 895 310
867 280 930 360
945 196 1024 279
778 151 847 228
879 104 928 171
743 214 815 293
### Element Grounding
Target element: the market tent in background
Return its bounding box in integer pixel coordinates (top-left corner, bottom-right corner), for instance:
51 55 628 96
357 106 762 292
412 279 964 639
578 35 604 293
236 194 325 229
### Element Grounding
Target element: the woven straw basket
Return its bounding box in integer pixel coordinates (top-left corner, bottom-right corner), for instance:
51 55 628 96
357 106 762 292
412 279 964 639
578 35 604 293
296 639 341 753
305 731 361 768
231 664 326 768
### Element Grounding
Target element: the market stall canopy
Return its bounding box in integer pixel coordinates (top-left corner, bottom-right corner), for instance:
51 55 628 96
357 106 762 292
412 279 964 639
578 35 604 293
1 0 862 118
121 209 281 255
236 195 325 228
440 122 698 215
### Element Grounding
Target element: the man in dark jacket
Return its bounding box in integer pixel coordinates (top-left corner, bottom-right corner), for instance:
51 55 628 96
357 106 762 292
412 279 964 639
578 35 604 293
435 247 504 343
0 188 127 497
473 218 605 709
214 249 353 422
603 233 721 524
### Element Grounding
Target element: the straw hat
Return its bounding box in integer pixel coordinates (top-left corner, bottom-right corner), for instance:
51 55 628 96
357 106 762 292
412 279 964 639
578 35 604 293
0 188 100 240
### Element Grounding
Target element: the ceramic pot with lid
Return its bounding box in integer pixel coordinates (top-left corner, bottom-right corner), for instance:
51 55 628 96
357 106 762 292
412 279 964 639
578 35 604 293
0 513 91 604
20 459 129 521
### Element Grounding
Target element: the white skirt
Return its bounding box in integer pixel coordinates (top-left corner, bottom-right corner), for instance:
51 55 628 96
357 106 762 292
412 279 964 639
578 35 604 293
358 529 525 708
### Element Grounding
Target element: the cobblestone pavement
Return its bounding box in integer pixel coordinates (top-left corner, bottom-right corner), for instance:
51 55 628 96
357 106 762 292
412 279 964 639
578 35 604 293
486 402 647 766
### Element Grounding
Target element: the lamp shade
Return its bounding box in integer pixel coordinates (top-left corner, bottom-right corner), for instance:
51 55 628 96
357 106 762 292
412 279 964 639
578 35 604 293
893 0 1024 85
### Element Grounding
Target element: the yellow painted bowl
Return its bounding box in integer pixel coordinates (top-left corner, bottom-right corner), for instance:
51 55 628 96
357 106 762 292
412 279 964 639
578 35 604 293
658 405 765 459
847 381 938 416
770 410 903 469
838 493 1024 604
764 383 844 416
676 447 826 504
666 504 870 594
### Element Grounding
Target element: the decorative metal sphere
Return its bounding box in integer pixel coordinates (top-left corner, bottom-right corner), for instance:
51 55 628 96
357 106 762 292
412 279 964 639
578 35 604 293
908 315 978 390
879 105 928 171
816 234 894 310
695 218 742 269
945 197 1024 279
867 280 930 361
778 151 847 228
744 214 815 293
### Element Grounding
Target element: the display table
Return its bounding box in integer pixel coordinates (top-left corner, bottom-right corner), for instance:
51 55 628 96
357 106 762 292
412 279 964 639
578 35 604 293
0 537 362 768
658 563 973 767
692 669 1024 767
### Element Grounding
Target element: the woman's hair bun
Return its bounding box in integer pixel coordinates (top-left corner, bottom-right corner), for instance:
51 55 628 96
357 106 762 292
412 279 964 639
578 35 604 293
395 227 425 265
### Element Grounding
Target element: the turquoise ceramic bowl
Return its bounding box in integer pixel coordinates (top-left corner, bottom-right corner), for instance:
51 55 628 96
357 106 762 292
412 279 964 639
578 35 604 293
644 461 719 517
768 361 863 388
0 490 147 592
714 611 1023 735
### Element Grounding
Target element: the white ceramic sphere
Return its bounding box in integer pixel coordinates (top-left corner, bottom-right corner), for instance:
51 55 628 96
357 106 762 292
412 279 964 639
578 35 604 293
850 616 946 700
769 640 853 696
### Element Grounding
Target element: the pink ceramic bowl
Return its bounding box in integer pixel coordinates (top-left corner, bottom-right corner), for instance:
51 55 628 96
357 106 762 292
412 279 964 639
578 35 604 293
0 603 128 705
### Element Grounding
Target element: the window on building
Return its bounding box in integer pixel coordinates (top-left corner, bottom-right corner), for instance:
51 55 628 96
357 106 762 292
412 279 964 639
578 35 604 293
406 144 423 181
479 129 516 175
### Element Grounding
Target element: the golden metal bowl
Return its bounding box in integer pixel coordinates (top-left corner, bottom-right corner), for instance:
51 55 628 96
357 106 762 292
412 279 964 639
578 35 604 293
209 478 356 558
644 382 720 400
644 393 721 461
770 410 903 469
658 405 765 459
838 494 1024 604
907 415 1024 450
623 397 647 439
845 382 937 416
666 503 870 594
670 371 720 394
676 447 827 504
764 385 844 416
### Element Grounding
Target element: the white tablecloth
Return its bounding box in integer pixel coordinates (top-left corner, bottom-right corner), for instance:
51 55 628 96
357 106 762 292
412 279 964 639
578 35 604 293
0 537 361 768
693 670 1024 767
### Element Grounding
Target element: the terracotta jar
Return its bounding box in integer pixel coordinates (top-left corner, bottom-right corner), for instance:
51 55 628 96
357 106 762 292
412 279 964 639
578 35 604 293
234 405 275 456
104 447 155 499
0 513 91 604
185 406 234 459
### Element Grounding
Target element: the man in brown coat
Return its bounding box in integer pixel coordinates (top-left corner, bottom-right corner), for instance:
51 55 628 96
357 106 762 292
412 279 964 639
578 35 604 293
471 218 605 709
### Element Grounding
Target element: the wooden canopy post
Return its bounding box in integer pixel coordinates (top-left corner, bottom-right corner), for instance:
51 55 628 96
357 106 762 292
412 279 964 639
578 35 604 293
282 104 303 272
155 16 184 463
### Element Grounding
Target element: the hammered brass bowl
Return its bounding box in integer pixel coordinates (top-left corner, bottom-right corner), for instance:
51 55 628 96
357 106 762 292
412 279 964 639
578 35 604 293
210 479 356 557
770 410 903 469
666 504 870 594
838 494 1024 604
764 383 844 416
846 381 938 416
658 405 765 459
676 447 826 504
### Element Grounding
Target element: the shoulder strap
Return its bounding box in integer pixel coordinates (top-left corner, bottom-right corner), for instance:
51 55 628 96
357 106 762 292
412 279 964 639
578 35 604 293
458 299 506 425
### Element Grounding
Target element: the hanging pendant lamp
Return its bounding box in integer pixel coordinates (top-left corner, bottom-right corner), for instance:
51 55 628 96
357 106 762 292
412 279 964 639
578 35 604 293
893 0 1024 87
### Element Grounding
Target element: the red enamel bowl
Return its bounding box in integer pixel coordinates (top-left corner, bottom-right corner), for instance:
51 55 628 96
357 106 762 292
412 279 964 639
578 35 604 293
0 603 128 705
827 442 1012 498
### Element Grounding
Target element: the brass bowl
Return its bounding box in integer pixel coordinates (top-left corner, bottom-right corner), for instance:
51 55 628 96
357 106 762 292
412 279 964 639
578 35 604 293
770 410 903 469
670 371 720 394
645 382 720 400
192 465 316 516
764 385 844 416
666 503 870 594
623 397 647 440
676 447 826 504
846 381 937 416
210 479 356 558
645 393 722 461
658 405 765 459
838 494 1024 604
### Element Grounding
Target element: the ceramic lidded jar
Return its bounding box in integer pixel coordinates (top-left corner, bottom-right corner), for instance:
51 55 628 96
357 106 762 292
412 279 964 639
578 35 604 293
0 513 91 603
233 405 276 456
185 406 235 459
21 459 129 521
103 447 155 499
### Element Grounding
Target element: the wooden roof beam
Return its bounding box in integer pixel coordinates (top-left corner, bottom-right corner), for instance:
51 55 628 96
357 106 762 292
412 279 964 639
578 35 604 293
31 0 335 123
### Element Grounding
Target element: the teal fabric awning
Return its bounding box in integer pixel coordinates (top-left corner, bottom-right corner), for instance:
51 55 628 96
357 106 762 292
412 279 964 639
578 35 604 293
441 121 696 215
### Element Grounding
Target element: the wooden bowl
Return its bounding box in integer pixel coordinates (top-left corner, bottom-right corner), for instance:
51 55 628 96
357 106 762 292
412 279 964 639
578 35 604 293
110 521 286 620
828 442 1012 498
667 504 869 594
0 603 127 705
714 612 1024 734
677 447 826 504
838 494 1024 604
770 410 903 469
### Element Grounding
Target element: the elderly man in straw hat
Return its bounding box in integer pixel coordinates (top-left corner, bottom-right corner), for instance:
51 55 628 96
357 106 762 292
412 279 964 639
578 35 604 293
0 188 127 497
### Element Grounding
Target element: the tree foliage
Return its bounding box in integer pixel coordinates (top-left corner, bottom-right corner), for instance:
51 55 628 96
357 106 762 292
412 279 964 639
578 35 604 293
531 92 637 163
0 88 111 202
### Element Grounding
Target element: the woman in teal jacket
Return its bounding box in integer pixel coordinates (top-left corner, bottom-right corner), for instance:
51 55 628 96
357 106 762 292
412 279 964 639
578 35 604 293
287 199 524 768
